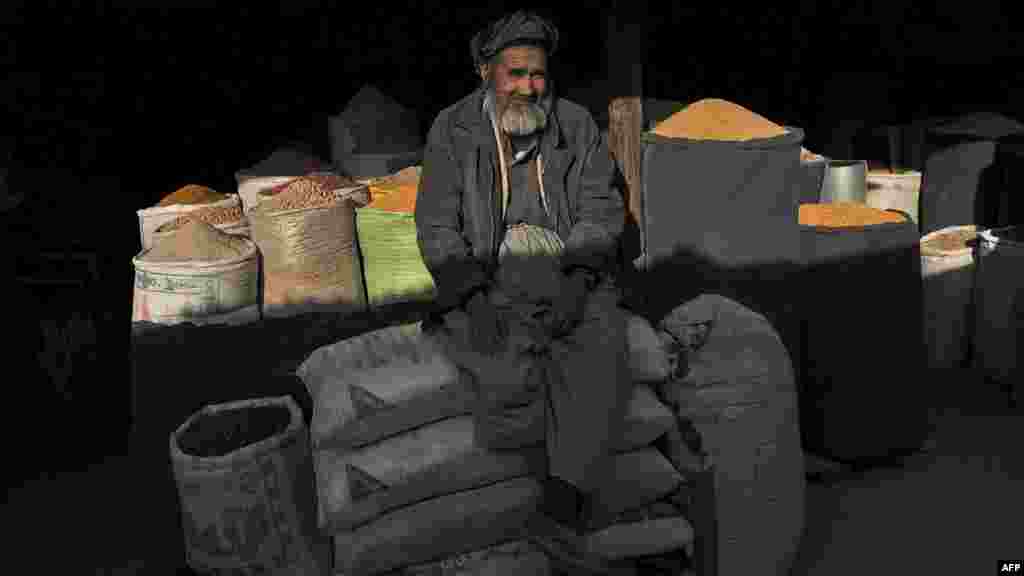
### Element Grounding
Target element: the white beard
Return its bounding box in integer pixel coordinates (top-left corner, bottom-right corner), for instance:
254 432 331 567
500 99 549 137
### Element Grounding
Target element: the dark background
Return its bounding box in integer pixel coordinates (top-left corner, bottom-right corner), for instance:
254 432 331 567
2 4 1018 472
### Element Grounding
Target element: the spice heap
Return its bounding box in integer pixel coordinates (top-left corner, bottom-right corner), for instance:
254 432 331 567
800 148 822 162
652 98 790 141
258 173 358 212
367 166 421 213
799 203 907 228
156 184 227 207
156 204 244 233
142 219 250 262
921 225 976 256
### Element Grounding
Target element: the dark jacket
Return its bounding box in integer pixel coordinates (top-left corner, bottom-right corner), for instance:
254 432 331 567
415 88 624 311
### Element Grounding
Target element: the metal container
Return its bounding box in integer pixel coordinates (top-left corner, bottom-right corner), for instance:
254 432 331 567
821 160 867 204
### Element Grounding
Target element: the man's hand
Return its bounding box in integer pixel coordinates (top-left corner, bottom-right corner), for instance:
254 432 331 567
466 288 504 355
550 270 591 336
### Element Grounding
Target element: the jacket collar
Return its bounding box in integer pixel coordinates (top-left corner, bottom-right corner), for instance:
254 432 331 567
453 87 565 151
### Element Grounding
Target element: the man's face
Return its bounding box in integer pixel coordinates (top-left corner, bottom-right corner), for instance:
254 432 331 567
484 45 550 138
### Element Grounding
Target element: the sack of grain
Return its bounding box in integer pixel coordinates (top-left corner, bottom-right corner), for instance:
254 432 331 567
799 205 929 464
235 145 327 213
151 200 249 242
311 387 676 531
132 220 261 326
333 477 541 576
638 98 803 364
584 501 695 561
356 208 437 308
383 540 551 576
297 316 677 449
658 294 804 576
137 188 240 251
296 322 460 445
628 313 677 382
921 225 977 371
316 427 682 533
248 174 370 319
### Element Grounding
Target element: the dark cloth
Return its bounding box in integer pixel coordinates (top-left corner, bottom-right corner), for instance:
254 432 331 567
505 149 552 229
470 11 559 70
415 87 624 312
436 281 632 496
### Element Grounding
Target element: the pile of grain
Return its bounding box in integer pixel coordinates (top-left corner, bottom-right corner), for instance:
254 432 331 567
921 225 977 256
652 98 790 141
799 203 907 228
258 173 358 212
366 166 421 213
155 204 244 233
156 184 227 207
141 219 250 262
800 148 822 162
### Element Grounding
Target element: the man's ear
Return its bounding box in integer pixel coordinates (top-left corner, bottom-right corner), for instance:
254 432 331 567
478 63 490 82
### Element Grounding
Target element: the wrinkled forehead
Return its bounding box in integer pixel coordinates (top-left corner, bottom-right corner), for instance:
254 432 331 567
497 45 548 71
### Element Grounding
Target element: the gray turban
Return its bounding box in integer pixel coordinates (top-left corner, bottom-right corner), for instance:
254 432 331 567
470 11 560 71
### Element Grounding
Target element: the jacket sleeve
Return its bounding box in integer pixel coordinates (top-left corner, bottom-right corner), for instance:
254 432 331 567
415 115 491 311
561 116 625 278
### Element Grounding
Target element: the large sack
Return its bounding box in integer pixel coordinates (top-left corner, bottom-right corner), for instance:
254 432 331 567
235 145 327 213
297 322 461 447
920 112 1024 235
297 318 676 449
356 207 437 308
248 182 369 319
577 500 694 561
333 477 541 576
314 404 677 532
382 540 552 576
657 294 804 576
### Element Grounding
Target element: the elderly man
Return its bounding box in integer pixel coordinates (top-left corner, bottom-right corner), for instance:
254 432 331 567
415 10 631 571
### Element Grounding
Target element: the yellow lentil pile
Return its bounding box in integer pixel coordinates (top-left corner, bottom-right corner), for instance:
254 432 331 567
156 184 227 207
142 219 250 262
921 226 977 256
367 166 421 213
652 98 790 141
155 204 244 233
799 203 908 228
257 173 358 212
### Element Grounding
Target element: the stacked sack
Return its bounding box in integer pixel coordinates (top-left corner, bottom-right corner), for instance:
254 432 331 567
296 314 704 575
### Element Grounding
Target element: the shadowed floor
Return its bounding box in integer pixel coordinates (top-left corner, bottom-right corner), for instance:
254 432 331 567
3 369 1019 575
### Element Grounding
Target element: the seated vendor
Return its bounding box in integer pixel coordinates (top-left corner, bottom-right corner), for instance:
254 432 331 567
414 10 633 572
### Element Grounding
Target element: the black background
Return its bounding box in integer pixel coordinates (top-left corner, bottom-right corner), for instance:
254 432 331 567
2 3 1018 465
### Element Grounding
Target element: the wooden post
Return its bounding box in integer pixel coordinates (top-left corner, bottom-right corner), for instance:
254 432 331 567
605 2 645 258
